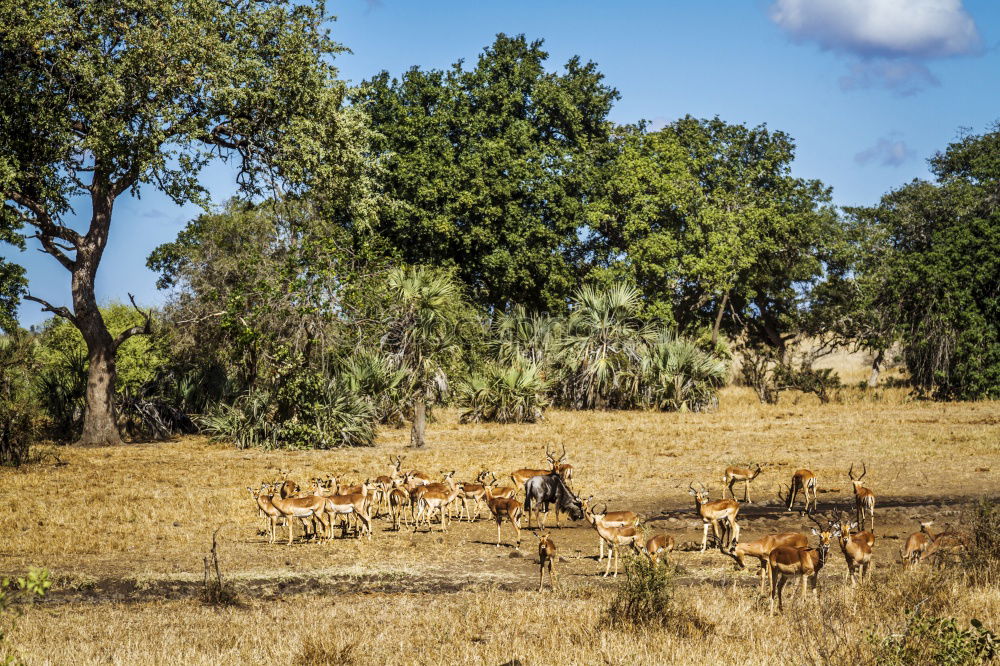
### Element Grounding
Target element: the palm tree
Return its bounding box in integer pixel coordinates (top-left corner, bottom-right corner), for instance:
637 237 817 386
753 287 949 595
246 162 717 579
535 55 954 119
491 305 562 366
382 267 470 448
555 284 654 409
640 333 728 411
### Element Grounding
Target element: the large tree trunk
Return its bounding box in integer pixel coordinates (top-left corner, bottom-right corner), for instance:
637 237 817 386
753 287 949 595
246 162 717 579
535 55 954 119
867 349 885 389
409 399 426 448
73 191 124 446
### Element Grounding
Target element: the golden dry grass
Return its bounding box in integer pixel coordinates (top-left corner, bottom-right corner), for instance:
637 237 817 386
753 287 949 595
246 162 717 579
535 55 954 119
3 384 1000 664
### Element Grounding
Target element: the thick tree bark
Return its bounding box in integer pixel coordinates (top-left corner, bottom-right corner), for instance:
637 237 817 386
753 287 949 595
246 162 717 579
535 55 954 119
409 399 426 448
72 189 124 446
867 349 885 389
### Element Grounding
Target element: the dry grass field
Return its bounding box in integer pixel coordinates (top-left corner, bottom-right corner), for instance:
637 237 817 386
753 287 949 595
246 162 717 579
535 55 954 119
2 378 1000 664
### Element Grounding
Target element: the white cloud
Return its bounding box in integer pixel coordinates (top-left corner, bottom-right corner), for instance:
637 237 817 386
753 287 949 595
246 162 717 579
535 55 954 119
855 136 915 167
770 0 981 58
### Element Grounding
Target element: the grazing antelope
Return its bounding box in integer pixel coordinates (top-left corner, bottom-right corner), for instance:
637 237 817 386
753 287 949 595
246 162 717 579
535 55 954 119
644 534 675 566
920 526 967 566
414 482 463 533
783 469 818 515
848 463 875 533
835 518 873 585
511 444 565 494
582 496 640 562
901 521 936 566
484 483 523 548
248 484 283 544
456 471 491 522
688 482 741 552
268 487 329 545
723 463 763 503
583 502 643 577
536 531 558 591
724 532 809 592
523 471 584 529
767 526 835 614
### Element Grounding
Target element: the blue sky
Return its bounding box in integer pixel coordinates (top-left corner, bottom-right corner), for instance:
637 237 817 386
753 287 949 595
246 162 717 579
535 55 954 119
12 0 1000 328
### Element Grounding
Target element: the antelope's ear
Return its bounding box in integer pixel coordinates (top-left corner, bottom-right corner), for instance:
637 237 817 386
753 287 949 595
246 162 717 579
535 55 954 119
688 488 697 495
811 527 819 535
851 522 859 530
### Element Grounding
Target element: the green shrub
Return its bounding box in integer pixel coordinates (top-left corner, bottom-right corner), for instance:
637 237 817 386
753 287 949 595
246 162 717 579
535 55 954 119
0 334 44 466
339 348 409 427
35 349 86 442
605 553 711 637
640 335 727 412
457 360 549 424
874 612 997 666
963 500 1000 584
1 568 51 665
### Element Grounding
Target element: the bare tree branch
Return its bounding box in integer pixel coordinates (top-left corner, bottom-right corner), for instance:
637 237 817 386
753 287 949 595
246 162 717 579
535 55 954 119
25 294 76 324
113 293 153 350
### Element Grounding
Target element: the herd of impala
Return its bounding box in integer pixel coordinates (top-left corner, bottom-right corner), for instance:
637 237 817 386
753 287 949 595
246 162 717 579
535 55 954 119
246 451 968 610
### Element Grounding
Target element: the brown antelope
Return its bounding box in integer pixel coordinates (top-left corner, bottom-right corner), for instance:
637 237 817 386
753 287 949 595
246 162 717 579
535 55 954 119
410 471 456 523
783 469 818 514
688 483 741 552
510 444 564 494
583 502 643 577
275 470 299 499
767 526 835 614
248 484 283 544
483 483 523 548
848 463 875 533
644 534 675 566
388 483 411 531
723 463 763 503
920 526 967 566
536 531 558 591
396 456 431 486
724 532 809 592
582 496 640 562
268 486 329 545
835 518 873 585
322 481 373 541
456 471 491 522
901 521 936 566
554 461 574 490
414 482 463 532
485 472 517 500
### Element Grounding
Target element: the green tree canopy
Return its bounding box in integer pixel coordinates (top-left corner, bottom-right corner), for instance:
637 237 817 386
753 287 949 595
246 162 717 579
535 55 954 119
354 34 619 312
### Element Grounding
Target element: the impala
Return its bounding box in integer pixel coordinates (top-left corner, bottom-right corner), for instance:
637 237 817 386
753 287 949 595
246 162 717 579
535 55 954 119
485 473 517 500
536 531 558 591
388 483 411 532
395 455 431 486
275 470 299 499
583 502 643 577
644 534 675 566
724 532 809 592
483 483 523 548
901 521 935 566
456 471 491 522
920 526 967 566
510 444 565 494
848 463 875 533
782 469 818 515
268 485 329 545
248 484 283 544
767 526 835 614
688 482 740 552
722 463 762 503
582 496 640 562
410 471 456 523
835 518 872 585
322 481 373 541
413 482 463 533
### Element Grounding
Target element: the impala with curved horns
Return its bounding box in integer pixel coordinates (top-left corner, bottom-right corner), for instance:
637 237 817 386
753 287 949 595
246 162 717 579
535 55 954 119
767 524 835 614
510 444 567 495
582 496 640 562
848 463 875 534
583 502 643 577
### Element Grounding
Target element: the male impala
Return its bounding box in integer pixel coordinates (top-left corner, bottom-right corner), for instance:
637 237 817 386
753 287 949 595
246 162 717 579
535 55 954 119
394 455 431 486
583 503 643 577
835 518 872 585
536 531 558 591
582 496 640 562
725 532 809 592
689 482 740 552
723 463 762 503
767 526 835 614
644 534 675 566
901 521 935 566
484 483 523 548
485 473 517 500
848 463 875 533
783 469 818 515
510 445 565 494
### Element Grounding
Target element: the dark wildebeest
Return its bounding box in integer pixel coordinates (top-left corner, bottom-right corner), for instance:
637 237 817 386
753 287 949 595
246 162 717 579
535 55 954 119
524 471 584 529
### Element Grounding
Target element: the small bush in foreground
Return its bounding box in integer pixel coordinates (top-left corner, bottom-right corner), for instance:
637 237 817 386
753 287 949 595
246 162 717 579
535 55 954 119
605 553 711 637
1 568 51 665
873 612 997 666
